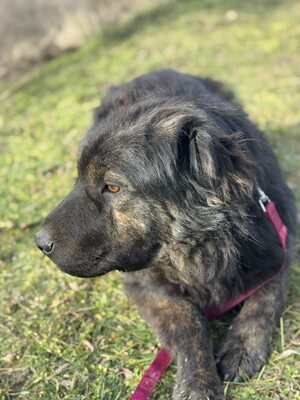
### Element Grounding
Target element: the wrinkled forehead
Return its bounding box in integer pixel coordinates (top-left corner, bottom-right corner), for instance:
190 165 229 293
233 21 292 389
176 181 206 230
78 129 149 186
77 101 200 187
84 159 132 190
78 133 178 194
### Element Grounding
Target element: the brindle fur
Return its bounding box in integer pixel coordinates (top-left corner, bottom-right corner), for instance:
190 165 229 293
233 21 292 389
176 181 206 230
36 70 297 399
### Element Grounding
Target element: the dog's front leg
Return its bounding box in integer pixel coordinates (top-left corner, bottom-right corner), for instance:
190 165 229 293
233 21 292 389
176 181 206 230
216 276 285 381
126 280 224 400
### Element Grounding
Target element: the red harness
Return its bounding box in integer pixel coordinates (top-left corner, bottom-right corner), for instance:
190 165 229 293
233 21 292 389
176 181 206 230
129 190 288 400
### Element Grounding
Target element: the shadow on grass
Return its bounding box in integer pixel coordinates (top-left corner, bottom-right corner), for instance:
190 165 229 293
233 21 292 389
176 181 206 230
266 124 300 191
102 0 292 43
8 0 295 100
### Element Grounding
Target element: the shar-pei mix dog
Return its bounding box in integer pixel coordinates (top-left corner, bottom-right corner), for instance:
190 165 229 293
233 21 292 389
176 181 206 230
35 70 297 399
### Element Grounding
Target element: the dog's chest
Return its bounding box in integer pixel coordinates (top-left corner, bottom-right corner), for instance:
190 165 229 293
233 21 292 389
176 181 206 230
133 239 238 308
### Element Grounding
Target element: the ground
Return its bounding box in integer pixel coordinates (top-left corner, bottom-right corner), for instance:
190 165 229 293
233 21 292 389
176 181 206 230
0 0 299 399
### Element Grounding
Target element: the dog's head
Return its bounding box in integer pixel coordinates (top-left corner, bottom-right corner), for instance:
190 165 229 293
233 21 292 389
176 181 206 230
35 88 257 278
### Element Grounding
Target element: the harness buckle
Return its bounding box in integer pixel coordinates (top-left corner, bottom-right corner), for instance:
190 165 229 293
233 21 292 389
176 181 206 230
258 187 270 212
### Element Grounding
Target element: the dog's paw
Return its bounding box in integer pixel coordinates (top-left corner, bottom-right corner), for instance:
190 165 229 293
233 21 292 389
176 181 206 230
216 329 268 382
173 381 224 400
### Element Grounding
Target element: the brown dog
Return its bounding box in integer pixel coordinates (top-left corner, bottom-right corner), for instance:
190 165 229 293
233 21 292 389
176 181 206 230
36 70 297 399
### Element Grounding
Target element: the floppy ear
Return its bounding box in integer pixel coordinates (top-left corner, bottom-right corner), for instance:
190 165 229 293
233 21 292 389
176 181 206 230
213 130 257 203
177 117 217 190
177 117 256 205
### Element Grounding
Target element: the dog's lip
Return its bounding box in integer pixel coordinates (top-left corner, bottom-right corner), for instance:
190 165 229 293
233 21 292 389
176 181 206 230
55 261 111 278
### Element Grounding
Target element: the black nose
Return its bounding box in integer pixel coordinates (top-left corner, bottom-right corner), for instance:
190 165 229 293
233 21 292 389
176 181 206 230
35 229 54 255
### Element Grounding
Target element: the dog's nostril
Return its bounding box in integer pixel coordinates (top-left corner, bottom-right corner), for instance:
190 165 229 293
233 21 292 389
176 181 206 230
42 241 54 254
35 230 54 255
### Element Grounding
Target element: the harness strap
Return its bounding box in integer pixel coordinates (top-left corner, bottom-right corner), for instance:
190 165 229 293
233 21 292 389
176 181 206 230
129 348 172 400
129 191 288 400
203 197 287 320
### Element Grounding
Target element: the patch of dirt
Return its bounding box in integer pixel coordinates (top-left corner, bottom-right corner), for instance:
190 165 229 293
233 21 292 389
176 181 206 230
0 0 160 79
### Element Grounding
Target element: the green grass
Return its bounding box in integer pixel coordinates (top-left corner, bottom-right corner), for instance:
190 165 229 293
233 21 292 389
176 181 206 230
0 0 300 398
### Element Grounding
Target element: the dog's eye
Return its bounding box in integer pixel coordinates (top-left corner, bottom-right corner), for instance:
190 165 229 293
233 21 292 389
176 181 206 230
103 184 121 194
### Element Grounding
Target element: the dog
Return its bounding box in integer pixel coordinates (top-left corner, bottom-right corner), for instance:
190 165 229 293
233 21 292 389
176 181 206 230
35 69 297 399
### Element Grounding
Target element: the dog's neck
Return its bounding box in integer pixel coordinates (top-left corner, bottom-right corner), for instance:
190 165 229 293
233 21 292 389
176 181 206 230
127 232 240 309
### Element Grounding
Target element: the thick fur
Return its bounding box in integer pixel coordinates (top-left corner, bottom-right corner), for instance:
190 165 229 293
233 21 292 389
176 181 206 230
36 70 297 399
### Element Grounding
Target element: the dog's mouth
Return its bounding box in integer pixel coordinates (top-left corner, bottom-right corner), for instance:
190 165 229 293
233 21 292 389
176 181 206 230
55 260 112 278
42 246 112 278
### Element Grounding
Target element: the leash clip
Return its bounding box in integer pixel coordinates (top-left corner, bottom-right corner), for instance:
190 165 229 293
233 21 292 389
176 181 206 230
258 187 270 212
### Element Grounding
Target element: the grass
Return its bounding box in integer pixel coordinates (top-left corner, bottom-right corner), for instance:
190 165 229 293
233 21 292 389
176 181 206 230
0 0 300 398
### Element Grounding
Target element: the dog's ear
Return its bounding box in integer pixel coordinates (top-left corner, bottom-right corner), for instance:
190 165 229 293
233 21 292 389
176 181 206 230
177 117 217 193
177 116 256 205
213 130 257 204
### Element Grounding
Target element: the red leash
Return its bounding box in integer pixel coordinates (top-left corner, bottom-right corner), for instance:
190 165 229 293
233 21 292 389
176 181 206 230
129 349 172 400
129 189 288 400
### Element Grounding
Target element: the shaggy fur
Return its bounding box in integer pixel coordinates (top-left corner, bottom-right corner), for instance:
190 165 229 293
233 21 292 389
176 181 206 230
36 69 297 399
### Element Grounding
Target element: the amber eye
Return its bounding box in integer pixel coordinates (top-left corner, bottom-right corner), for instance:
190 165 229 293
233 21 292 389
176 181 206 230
104 184 121 193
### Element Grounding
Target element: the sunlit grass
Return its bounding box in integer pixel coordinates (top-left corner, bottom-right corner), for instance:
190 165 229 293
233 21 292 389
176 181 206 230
0 0 299 398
